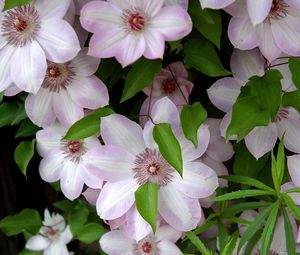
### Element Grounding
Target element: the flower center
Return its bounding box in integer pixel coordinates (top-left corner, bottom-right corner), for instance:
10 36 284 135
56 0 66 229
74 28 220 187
42 61 74 93
129 12 145 31
275 107 289 122
133 148 174 186
61 139 85 162
162 79 177 94
2 5 40 46
141 242 152 253
266 0 288 22
40 226 59 240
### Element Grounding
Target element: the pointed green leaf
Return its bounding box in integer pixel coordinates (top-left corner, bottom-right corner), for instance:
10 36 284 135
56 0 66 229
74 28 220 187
121 58 162 102
282 91 300 113
64 107 114 140
181 102 207 147
283 193 300 221
282 207 296 255
4 0 32 10
19 250 42 255
271 151 280 193
153 123 183 176
222 175 275 192
77 223 107 244
183 38 230 77
214 190 276 202
221 231 239 255
218 220 229 253
14 139 35 177
0 102 27 128
238 204 274 252
135 183 159 233
260 200 280 255
67 206 89 235
186 231 212 255
276 137 285 188
289 58 300 90
15 119 39 138
0 209 42 236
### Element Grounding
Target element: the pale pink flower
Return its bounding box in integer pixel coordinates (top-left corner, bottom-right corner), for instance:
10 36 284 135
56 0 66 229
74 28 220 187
208 49 300 159
100 224 183 255
228 0 300 62
26 209 72 255
36 123 102 200
83 97 218 231
0 0 80 94
25 48 109 128
197 118 234 188
164 0 188 10
80 0 192 67
139 62 193 126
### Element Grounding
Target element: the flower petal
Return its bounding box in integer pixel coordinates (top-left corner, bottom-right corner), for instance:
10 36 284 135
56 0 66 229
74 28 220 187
207 78 242 112
97 179 138 220
60 225 73 244
158 185 202 231
244 123 278 160
100 230 134 255
206 138 234 162
288 154 300 187
246 0 272 26
149 5 192 41
67 75 109 109
155 225 182 242
39 154 64 182
4 84 21 97
37 19 80 63
82 188 101 205
156 240 183 255
101 114 146 155
200 0 235 9
34 0 71 19
52 89 84 128
0 45 14 92
26 235 50 251
83 145 135 183
143 28 165 59
44 241 69 255
172 161 218 198
10 41 46 94
60 160 84 200
25 88 56 127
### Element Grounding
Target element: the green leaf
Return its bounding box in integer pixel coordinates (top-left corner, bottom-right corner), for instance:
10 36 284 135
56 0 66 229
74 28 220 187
67 206 89 235
180 102 207 147
77 223 107 244
248 69 282 119
0 209 42 236
153 123 183 176
0 102 27 128
238 204 274 253
186 231 212 255
233 141 270 178
14 139 35 177
64 107 114 140
243 230 262 255
4 0 32 10
121 58 162 102
226 95 269 141
221 231 239 255
218 220 229 253
260 200 280 255
289 58 300 90
282 207 296 255
282 91 300 113
19 250 42 255
135 183 159 232
214 189 275 202
222 175 275 192
283 193 300 221
284 187 300 194
15 119 39 138
53 199 78 212
188 0 222 48
222 201 271 218
183 38 230 77
273 137 285 192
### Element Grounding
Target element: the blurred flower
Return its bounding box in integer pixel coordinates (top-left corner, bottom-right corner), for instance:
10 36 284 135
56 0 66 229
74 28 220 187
0 0 80 94
25 48 109 128
80 0 192 66
26 209 72 255
100 224 183 255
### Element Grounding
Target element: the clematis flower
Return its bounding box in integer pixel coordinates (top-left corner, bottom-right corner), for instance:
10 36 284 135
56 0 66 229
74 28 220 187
228 0 300 62
197 118 234 187
0 0 80 94
208 49 300 159
83 97 218 232
36 123 102 200
25 48 109 128
139 61 193 126
80 0 192 67
164 0 188 10
26 209 72 255
100 224 183 255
